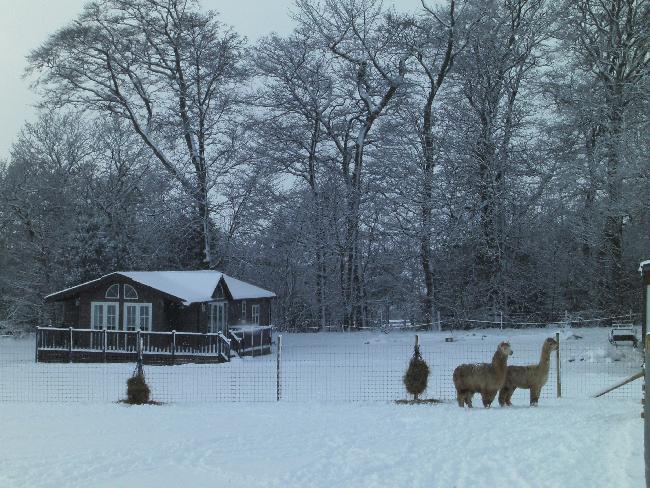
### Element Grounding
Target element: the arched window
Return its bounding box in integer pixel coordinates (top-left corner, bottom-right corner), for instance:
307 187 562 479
124 284 138 300
105 284 119 299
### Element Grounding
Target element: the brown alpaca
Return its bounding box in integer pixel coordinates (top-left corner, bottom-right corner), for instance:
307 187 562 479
453 341 513 408
498 337 558 407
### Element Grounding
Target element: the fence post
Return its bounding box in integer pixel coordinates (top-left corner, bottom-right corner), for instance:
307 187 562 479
68 327 73 363
102 329 107 363
137 329 142 363
556 331 561 398
34 328 39 363
276 334 283 402
171 330 176 363
135 329 144 377
643 334 650 486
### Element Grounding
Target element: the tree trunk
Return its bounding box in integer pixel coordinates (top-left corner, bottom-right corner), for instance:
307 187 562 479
603 90 624 311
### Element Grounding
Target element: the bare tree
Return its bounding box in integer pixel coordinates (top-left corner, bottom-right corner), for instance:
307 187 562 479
27 0 247 267
560 0 650 310
450 0 551 313
253 30 337 328
296 0 412 327
410 0 473 326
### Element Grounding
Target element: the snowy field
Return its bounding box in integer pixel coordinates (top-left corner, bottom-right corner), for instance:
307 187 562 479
0 327 644 487
0 326 643 403
0 399 643 487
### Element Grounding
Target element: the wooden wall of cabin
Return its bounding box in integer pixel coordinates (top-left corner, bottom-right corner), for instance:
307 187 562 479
177 304 207 333
61 297 80 327
74 277 168 331
53 278 275 333
229 299 272 326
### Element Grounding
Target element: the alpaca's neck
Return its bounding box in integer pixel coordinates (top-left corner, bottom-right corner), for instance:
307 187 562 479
538 344 554 373
492 350 508 373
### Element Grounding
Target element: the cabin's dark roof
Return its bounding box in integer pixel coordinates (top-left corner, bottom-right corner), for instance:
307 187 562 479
45 271 276 304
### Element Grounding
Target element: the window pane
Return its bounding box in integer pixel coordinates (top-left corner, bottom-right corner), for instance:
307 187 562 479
139 306 150 330
107 305 117 330
93 305 103 329
106 284 119 299
124 284 138 300
126 305 136 331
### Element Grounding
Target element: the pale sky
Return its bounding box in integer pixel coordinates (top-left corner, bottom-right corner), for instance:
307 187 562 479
0 0 423 161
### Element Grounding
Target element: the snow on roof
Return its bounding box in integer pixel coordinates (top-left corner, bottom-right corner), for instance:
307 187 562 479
120 271 222 304
44 276 104 300
221 275 276 301
46 271 276 304
639 260 650 272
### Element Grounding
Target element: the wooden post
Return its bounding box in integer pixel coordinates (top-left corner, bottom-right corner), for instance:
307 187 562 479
34 327 39 363
276 334 283 401
35 328 40 363
68 327 73 363
102 329 107 363
643 334 650 486
413 333 421 401
171 330 176 363
137 329 142 364
594 370 643 398
556 331 561 398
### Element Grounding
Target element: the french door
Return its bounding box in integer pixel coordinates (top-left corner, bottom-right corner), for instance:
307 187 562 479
123 303 152 331
91 302 119 330
209 302 227 333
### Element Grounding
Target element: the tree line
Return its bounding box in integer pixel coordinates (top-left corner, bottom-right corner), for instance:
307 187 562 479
0 0 648 330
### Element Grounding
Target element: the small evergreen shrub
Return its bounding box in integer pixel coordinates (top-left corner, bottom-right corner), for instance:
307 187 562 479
403 343 430 401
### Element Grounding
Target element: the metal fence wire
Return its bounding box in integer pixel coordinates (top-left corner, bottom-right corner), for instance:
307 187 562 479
0 330 643 403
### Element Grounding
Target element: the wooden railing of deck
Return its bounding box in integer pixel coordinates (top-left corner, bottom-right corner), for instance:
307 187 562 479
36 327 231 363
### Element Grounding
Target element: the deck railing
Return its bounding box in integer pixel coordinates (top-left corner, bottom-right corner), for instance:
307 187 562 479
229 325 273 357
36 327 231 363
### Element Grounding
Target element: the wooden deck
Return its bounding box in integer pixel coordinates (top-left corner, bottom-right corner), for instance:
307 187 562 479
228 326 273 357
36 327 232 364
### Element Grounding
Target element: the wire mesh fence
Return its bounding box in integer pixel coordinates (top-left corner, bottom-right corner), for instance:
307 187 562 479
0 328 643 404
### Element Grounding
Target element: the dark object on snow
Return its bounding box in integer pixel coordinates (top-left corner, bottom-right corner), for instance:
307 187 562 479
395 398 441 405
608 327 638 348
126 362 150 404
403 340 430 400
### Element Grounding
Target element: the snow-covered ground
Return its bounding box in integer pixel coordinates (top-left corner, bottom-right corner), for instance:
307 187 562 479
0 399 642 487
0 326 643 403
0 327 644 487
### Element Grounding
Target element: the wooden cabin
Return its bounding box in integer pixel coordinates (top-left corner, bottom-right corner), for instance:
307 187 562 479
40 271 276 363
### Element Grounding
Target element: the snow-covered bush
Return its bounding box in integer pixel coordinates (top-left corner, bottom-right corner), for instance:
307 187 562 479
403 342 429 401
126 366 150 404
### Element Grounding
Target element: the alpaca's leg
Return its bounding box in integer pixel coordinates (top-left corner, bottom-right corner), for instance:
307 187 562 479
505 387 515 406
456 389 464 407
530 386 541 406
465 392 473 408
482 390 496 408
498 387 509 407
